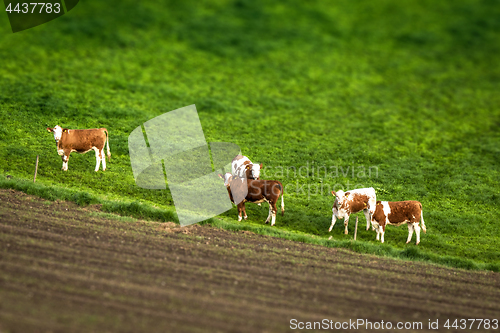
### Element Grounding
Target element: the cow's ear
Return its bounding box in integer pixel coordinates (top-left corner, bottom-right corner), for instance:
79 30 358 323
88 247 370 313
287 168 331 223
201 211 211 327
218 174 223 179
46 127 53 132
62 128 69 133
259 163 263 168
245 165 251 170
331 190 336 196
345 192 350 197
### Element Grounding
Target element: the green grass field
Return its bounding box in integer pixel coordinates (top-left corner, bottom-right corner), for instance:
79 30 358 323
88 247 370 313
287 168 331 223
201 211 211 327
1 0 499 270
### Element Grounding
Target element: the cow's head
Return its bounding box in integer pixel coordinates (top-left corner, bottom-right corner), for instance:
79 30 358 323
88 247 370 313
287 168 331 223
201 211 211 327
218 173 233 187
331 190 349 210
46 125 65 142
246 163 262 180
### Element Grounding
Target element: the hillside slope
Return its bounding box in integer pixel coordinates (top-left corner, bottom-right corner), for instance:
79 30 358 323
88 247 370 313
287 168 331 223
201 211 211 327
0 0 499 268
1 189 499 332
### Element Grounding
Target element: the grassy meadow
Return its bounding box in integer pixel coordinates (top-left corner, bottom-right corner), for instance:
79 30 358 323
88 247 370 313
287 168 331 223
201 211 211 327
0 0 499 270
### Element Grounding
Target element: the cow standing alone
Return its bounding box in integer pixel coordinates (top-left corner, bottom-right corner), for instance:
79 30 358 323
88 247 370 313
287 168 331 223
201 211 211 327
371 200 427 244
219 173 284 226
47 125 110 171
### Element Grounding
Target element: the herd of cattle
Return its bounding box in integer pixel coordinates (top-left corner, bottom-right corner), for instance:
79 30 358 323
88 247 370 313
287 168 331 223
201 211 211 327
46 125 427 245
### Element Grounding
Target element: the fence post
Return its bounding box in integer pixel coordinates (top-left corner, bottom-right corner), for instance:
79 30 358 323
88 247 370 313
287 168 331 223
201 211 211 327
354 216 358 241
33 155 39 183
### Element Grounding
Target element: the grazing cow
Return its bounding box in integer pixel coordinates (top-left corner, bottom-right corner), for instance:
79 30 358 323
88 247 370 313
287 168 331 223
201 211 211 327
231 155 262 180
46 125 110 171
371 200 427 244
330 187 376 234
218 173 284 226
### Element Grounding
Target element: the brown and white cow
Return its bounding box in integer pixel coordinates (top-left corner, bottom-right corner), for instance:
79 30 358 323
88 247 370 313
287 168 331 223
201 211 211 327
231 155 262 180
371 201 427 244
46 125 110 171
330 187 377 234
218 173 284 226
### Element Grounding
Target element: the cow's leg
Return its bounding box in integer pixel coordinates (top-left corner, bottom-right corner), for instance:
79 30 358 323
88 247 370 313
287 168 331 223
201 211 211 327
363 209 371 231
375 224 381 241
370 210 376 231
329 208 338 232
344 215 350 235
406 223 414 244
414 223 421 245
367 198 377 231
380 225 386 243
242 203 248 220
93 147 101 172
270 202 277 226
265 203 272 224
237 203 243 222
61 153 70 171
101 149 107 171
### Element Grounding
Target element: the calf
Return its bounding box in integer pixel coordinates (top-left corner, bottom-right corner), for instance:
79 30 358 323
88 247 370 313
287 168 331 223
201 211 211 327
232 155 262 180
330 187 376 234
219 173 284 226
47 125 110 171
371 200 427 244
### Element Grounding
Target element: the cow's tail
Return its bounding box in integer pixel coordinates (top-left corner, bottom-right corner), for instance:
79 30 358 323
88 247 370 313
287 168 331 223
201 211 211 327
277 181 285 216
420 203 426 233
104 128 111 161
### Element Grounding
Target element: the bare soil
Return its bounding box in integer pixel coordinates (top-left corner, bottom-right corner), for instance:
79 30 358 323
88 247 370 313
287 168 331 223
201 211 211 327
0 189 499 332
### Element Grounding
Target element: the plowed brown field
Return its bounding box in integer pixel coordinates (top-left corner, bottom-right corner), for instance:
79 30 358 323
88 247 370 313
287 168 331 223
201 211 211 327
0 189 499 332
